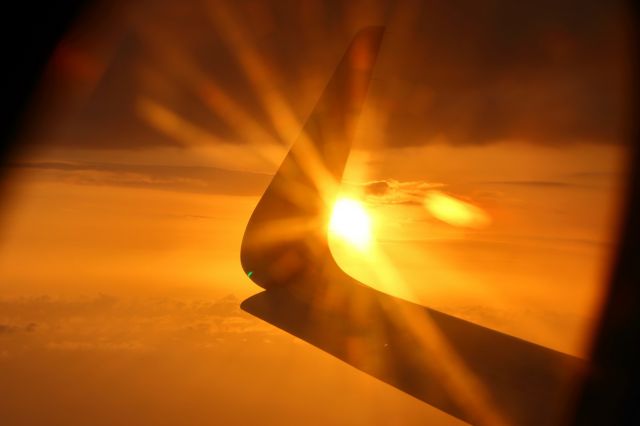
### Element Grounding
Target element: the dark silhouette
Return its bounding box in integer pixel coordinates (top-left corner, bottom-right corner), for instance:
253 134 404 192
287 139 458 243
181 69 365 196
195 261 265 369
240 27 583 425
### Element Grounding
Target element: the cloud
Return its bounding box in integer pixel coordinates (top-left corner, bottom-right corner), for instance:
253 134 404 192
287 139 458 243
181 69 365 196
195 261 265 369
28 0 629 154
477 180 580 188
375 0 630 147
9 161 271 195
476 173 622 190
362 180 391 196
45 340 148 352
0 324 18 334
356 174 614 211
0 323 37 334
0 294 276 356
356 179 444 205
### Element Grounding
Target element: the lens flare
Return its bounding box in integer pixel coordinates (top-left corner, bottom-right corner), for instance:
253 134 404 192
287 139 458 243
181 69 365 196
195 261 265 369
424 191 491 229
329 198 372 249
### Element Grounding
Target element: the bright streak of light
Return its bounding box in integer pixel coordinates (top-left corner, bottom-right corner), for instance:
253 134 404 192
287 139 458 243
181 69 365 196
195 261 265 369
137 98 224 147
341 243 509 426
206 1 342 204
329 198 372 250
424 190 491 229
132 4 503 421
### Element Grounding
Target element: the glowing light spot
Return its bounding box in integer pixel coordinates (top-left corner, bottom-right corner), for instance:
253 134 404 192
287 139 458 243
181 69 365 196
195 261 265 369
329 198 372 249
247 271 253 278
424 191 491 229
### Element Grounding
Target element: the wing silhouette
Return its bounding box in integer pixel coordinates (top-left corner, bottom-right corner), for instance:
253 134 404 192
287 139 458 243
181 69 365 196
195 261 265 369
240 27 582 426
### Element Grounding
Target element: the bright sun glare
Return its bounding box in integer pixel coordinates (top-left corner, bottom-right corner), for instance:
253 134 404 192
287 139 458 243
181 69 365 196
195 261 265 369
329 198 372 250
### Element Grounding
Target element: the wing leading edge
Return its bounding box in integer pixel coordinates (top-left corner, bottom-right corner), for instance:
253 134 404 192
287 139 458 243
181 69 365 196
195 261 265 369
240 27 582 426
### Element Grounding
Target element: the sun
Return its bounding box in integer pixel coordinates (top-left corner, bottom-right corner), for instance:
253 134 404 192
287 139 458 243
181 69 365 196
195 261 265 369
329 198 372 249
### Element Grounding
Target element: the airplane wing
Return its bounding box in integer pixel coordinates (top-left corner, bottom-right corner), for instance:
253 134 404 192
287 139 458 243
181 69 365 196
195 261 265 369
240 27 582 426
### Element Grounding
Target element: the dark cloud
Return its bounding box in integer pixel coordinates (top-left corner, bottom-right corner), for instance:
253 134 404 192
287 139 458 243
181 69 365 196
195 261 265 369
30 1 349 150
478 180 580 188
29 0 631 152
357 179 443 205
358 175 616 209
0 324 18 334
476 172 623 189
362 180 391 196
376 0 632 147
0 323 37 335
565 171 625 180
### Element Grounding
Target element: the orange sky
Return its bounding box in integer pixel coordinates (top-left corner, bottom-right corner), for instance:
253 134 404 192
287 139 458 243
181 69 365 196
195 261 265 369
0 0 634 425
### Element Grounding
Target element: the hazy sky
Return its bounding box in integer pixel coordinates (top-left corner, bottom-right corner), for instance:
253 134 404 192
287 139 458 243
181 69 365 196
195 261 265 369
0 0 633 424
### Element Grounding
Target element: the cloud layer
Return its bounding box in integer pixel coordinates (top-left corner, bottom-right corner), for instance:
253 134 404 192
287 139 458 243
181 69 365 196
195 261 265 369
28 0 631 154
9 161 271 195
